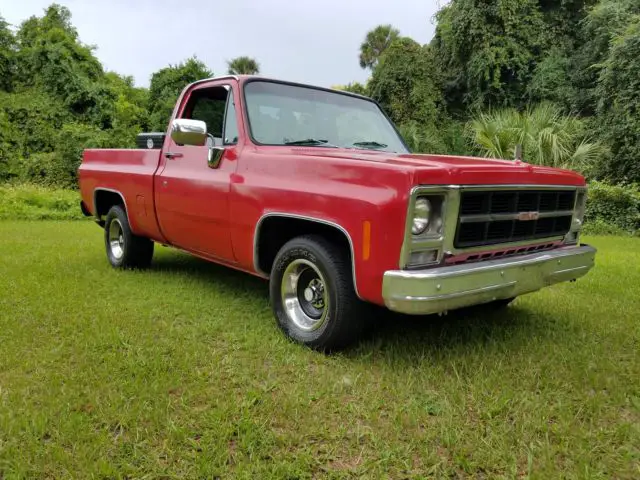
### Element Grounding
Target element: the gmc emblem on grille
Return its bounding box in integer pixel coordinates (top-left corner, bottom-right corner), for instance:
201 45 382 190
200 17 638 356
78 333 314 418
518 211 540 221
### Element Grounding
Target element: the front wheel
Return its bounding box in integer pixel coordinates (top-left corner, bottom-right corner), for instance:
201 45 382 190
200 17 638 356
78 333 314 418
104 205 154 269
269 235 367 351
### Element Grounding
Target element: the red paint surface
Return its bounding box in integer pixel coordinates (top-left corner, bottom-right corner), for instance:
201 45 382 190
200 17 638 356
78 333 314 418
79 76 586 306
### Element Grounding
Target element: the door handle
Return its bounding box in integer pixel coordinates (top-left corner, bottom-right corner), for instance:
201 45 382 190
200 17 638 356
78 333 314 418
164 152 183 159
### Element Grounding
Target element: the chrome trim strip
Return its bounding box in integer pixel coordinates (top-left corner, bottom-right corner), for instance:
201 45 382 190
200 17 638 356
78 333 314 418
458 210 575 223
93 188 131 225
185 75 239 90
452 184 584 191
253 212 361 298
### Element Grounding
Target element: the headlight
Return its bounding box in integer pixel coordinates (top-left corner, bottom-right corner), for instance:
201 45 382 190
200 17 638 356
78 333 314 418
412 197 431 235
403 192 447 269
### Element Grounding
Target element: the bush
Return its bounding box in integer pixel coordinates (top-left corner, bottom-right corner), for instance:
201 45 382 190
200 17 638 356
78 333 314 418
0 184 85 220
584 181 640 235
581 218 630 236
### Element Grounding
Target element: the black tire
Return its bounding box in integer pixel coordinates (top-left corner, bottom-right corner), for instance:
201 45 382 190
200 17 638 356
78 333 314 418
269 235 367 351
104 205 154 269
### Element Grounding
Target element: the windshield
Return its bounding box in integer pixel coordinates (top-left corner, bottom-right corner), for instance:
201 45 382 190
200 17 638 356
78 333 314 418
244 81 409 153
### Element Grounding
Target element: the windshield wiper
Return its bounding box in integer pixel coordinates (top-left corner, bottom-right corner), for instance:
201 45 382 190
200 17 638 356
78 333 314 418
284 138 338 147
352 141 388 150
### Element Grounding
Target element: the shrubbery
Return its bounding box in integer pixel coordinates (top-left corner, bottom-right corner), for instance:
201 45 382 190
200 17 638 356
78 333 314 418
0 184 84 220
584 181 640 235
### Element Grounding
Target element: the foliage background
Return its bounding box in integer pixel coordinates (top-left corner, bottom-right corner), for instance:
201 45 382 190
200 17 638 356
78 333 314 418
1 2 639 232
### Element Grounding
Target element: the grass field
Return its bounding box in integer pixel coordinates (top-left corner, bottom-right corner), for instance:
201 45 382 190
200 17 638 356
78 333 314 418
0 221 638 479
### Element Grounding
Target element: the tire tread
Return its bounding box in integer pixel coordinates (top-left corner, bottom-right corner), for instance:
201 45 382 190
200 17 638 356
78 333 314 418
104 205 153 269
270 234 368 351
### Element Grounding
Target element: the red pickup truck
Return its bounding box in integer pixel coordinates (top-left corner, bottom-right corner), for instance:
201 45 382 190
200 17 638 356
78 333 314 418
79 75 596 350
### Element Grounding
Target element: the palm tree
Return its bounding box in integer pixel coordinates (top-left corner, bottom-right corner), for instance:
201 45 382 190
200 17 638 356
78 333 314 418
469 103 608 174
359 25 400 70
227 56 260 75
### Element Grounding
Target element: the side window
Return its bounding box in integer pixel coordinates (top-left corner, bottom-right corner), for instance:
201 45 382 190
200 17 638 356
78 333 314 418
223 93 239 145
182 86 229 146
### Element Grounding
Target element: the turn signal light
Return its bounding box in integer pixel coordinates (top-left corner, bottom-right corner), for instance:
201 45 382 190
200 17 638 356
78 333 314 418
409 249 439 268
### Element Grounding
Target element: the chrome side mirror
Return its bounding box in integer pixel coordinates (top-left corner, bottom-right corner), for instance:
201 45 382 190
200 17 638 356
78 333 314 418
170 119 207 146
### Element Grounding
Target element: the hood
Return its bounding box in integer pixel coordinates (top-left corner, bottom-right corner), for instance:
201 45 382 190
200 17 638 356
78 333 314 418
285 147 586 187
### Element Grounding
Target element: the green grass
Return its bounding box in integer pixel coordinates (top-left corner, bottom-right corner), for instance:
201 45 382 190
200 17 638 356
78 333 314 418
0 221 639 479
0 185 83 221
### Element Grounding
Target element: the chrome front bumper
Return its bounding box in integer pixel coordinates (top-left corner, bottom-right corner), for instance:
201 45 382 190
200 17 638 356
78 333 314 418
382 245 597 315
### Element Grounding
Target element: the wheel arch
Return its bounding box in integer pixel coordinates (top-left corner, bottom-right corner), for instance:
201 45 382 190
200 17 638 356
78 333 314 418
253 213 361 298
93 188 131 224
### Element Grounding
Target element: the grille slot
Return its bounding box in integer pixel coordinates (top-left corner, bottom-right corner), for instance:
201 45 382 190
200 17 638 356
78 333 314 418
517 192 538 212
460 192 488 215
487 221 513 240
455 189 576 248
558 192 575 210
490 193 514 213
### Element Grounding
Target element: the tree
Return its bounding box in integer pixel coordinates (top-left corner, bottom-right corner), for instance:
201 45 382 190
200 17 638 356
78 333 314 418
17 2 78 44
0 89 71 181
431 0 548 113
527 47 576 110
358 24 399 70
538 0 600 42
332 82 368 96
14 4 113 127
227 56 260 75
0 16 16 92
103 72 149 147
0 4 147 185
368 38 442 127
569 0 640 116
595 17 640 182
468 103 608 174
147 57 212 131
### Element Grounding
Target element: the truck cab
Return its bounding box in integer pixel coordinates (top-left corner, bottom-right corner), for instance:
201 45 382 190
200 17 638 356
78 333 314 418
79 75 596 350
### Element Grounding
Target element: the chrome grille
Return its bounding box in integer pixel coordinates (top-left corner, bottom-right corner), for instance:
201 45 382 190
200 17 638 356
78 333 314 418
454 189 576 248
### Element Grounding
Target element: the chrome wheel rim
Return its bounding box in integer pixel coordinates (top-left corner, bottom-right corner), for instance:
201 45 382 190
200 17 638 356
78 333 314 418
108 219 125 260
281 259 329 332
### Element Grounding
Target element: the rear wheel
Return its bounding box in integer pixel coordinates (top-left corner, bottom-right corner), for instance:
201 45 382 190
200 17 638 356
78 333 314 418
104 205 154 269
269 235 367 351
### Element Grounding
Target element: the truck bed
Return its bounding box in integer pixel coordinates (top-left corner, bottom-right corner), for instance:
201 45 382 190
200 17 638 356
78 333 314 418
79 149 166 242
